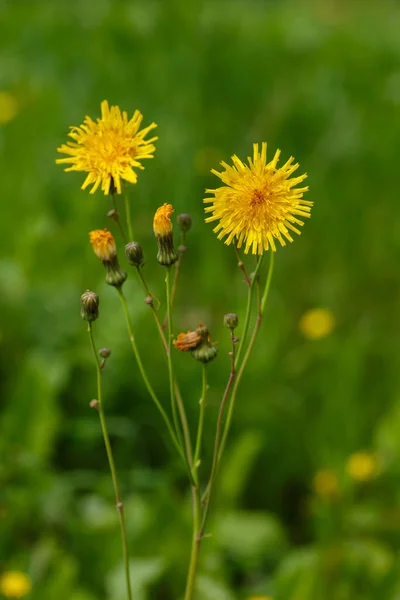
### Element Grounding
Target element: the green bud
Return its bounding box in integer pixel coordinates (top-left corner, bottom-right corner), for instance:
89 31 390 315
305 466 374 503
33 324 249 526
104 258 127 288
81 290 99 322
191 323 218 364
224 313 239 330
125 241 144 267
99 348 111 359
177 213 192 233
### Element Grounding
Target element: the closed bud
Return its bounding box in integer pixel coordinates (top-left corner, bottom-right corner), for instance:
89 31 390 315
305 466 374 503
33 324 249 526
105 262 127 288
99 348 111 359
224 313 239 330
177 213 192 233
125 241 144 267
81 290 99 322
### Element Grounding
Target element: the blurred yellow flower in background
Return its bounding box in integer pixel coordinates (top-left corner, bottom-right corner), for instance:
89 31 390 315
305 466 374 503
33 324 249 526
346 452 379 482
313 469 339 499
299 308 335 340
204 142 311 254
247 596 274 600
0 571 31 598
0 92 18 124
56 100 157 195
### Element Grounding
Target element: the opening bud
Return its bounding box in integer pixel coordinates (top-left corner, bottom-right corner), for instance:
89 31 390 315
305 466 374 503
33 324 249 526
224 313 239 330
177 213 192 233
153 204 178 266
125 241 144 267
89 229 127 288
81 290 99 322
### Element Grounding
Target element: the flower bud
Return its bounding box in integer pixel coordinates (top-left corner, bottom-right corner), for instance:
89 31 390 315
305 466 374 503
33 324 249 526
125 241 144 267
224 313 239 330
177 213 192 233
80 290 99 322
153 203 178 266
99 348 111 359
174 323 217 363
89 229 127 288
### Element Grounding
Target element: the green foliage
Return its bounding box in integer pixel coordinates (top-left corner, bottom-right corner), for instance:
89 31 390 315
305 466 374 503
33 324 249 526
1 0 400 598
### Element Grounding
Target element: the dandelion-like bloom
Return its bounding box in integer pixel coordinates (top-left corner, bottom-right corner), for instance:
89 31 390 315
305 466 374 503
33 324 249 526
346 452 379 482
89 229 117 261
204 142 311 254
299 308 335 340
0 571 32 598
56 100 157 195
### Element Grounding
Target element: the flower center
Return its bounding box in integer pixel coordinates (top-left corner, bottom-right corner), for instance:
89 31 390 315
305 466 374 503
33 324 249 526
250 189 265 206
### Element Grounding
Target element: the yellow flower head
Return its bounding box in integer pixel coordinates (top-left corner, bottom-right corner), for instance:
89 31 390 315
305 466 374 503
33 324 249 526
346 452 379 482
173 330 202 352
0 571 31 598
247 596 274 600
204 142 311 255
299 308 335 340
153 203 174 237
313 469 339 499
56 100 157 195
89 229 116 262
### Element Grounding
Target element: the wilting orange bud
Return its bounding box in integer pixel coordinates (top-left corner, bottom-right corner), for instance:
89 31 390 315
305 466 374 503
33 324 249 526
173 330 201 352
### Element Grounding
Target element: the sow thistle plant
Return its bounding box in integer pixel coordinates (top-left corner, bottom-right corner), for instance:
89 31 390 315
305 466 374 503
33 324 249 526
57 100 311 600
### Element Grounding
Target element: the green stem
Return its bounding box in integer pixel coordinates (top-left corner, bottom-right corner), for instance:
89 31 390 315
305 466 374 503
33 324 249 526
135 267 194 468
162 231 186 331
124 193 134 241
110 192 127 242
193 364 208 480
200 329 236 528
136 267 168 354
165 268 183 446
234 254 264 367
218 251 274 463
116 286 183 459
87 323 132 600
184 485 202 600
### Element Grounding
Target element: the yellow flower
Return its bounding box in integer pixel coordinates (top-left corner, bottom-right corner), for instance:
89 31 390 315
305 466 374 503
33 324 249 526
247 596 274 600
0 92 18 124
153 203 174 237
346 452 379 482
313 469 339 499
299 308 335 340
0 571 31 598
89 229 117 261
204 142 311 254
56 100 157 195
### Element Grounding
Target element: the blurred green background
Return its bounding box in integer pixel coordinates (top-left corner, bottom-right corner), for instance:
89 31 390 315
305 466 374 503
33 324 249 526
1 0 400 598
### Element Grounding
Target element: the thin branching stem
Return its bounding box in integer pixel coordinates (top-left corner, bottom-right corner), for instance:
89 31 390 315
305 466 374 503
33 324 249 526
116 286 183 459
218 250 274 463
87 323 132 600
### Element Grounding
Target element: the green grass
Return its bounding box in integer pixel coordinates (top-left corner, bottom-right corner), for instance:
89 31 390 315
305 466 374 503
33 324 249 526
1 1 400 599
